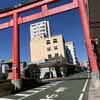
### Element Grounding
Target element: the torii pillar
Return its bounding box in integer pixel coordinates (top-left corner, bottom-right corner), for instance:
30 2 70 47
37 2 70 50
12 12 21 89
78 0 99 88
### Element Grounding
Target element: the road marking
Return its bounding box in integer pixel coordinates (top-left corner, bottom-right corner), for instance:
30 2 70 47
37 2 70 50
46 81 62 86
40 87 68 100
82 79 89 92
26 90 39 93
55 87 68 93
35 87 46 90
18 81 63 100
0 81 63 100
15 93 30 97
40 81 62 88
78 79 89 100
40 99 53 100
78 93 84 100
40 94 58 100
0 98 14 100
54 81 63 85
80 75 82 77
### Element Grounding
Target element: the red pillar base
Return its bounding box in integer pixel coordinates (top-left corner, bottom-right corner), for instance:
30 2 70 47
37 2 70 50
91 72 100 88
11 79 22 90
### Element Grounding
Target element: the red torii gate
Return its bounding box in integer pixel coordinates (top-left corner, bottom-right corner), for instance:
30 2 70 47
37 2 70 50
0 0 99 89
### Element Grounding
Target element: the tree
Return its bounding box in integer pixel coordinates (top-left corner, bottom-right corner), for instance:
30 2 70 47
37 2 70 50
25 64 40 80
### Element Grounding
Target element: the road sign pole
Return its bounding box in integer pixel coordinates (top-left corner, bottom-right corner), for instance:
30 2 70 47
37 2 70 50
78 0 99 88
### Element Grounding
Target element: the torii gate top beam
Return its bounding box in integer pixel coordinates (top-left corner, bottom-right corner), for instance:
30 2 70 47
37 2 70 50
0 0 78 30
0 0 59 18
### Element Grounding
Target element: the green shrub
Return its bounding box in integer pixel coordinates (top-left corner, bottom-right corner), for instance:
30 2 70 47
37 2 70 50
25 64 40 80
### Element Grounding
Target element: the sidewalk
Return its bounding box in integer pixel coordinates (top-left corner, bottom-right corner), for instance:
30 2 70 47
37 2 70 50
87 79 100 100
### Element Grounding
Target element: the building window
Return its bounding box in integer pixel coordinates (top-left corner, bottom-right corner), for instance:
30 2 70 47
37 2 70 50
55 53 59 57
47 47 51 51
46 40 50 44
48 54 52 59
40 26 45 28
32 25 36 27
54 46 58 50
40 29 45 32
53 38 57 43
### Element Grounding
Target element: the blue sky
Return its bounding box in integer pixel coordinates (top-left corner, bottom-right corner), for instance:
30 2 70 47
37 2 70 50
0 0 88 63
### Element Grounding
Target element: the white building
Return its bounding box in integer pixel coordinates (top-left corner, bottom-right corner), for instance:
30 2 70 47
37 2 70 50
30 20 52 41
65 41 78 65
79 61 89 68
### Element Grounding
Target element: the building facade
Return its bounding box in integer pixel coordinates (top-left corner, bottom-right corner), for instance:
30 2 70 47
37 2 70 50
79 61 89 68
30 21 78 78
30 20 52 41
65 41 78 65
30 34 66 63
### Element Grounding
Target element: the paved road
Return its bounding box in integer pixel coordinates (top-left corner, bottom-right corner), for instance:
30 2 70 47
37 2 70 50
0 71 89 100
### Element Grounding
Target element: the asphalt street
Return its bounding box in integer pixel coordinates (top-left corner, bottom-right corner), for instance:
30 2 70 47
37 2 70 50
0 71 89 100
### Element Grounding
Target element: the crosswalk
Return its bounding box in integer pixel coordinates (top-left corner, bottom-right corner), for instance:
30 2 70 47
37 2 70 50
0 81 62 100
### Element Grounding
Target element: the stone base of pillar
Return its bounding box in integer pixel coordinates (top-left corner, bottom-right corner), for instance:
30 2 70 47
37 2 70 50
91 72 100 88
11 79 22 90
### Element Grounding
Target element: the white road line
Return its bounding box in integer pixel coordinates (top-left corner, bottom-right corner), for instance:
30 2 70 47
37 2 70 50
78 79 89 100
15 94 30 97
82 79 89 92
0 98 14 100
18 88 47 100
46 81 62 86
78 93 84 100
35 87 46 90
53 81 63 85
26 90 39 93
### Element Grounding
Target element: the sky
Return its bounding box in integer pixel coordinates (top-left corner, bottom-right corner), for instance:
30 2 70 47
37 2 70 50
0 0 88 63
